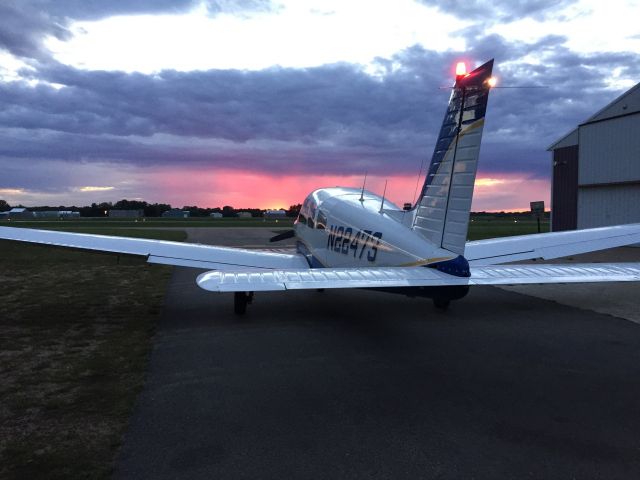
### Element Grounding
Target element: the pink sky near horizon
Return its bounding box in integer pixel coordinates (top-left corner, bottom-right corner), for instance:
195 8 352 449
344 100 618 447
140 168 550 212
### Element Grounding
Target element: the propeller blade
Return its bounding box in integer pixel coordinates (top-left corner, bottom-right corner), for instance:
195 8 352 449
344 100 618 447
269 230 296 243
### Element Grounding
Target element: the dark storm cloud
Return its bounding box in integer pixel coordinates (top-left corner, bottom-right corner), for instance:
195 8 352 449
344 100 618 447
12 51 445 142
0 2 71 59
418 0 577 21
461 28 568 64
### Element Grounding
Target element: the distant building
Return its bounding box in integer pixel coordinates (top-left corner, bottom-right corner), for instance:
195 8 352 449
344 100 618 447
162 209 190 218
209 212 223 218
33 211 59 218
59 211 80 218
4 208 34 219
237 211 253 218
33 211 80 218
109 209 143 218
548 82 640 231
264 209 286 219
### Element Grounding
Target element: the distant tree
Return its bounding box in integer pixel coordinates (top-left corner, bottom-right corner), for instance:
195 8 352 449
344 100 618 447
286 204 302 217
114 199 148 211
0 199 11 211
144 203 172 217
96 202 113 216
79 203 99 217
243 208 263 217
222 205 236 218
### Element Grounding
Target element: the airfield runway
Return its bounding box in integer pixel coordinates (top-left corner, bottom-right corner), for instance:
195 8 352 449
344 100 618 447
114 228 640 479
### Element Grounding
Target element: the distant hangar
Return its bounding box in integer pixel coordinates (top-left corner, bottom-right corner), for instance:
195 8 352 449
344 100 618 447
549 82 640 231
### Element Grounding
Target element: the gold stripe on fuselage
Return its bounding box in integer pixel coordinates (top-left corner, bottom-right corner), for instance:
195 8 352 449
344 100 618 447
398 256 455 267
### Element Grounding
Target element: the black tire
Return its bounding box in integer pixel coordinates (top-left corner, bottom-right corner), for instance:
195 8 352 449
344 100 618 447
234 292 247 315
433 298 450 310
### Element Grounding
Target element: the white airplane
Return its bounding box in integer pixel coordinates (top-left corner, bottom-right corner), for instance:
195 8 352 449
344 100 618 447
2 59 640 314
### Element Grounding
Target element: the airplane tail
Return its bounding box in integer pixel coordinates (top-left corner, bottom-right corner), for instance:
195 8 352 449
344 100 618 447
412 59 494 256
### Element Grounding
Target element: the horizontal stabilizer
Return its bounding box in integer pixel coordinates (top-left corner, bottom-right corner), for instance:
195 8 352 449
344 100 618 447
466 223 640 265
196 263 640 292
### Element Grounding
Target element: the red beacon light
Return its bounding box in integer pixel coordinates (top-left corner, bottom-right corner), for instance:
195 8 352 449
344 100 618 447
455 62 467 78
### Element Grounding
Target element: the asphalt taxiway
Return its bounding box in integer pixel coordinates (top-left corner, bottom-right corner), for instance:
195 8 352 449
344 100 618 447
114 229 640 479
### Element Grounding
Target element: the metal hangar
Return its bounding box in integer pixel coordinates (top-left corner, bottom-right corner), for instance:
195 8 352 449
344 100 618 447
548 82 640 231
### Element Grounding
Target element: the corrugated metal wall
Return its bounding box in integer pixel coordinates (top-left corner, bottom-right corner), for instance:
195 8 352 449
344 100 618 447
578 185 640 228
552 145 578 231
579 115 640 185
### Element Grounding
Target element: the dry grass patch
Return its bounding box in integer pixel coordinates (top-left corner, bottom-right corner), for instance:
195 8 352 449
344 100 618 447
0 229 185 479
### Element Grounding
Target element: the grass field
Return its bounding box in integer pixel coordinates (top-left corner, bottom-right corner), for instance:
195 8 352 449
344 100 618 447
2 213 548 240
467 215 549 240
0 228 185 480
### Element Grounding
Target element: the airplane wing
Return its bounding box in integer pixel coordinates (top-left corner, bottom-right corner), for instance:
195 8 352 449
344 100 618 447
465 223 640 265
196 263 640 292
0 227 309 271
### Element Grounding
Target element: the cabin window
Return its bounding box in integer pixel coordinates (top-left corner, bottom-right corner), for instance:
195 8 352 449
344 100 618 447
300 194 319 229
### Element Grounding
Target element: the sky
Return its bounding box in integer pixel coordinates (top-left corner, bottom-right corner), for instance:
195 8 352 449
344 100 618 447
1 0 639 211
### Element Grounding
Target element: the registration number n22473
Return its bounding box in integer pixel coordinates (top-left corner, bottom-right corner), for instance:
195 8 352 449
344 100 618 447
326 225 383 262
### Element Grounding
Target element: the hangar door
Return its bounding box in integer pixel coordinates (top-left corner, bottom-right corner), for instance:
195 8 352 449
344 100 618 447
552 145 578 231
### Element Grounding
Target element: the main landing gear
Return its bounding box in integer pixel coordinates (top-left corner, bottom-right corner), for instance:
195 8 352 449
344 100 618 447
234 291 254 315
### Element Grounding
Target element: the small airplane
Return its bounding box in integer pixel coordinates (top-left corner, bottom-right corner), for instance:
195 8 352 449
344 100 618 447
2 59 640 315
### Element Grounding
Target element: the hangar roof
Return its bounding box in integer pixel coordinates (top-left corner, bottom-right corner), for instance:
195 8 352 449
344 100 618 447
547 128 578 151
548 80 640 151
582 82 640 125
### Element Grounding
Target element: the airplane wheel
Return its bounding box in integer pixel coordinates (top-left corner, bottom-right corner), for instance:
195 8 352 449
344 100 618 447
433 298 450 310
234 292 248 315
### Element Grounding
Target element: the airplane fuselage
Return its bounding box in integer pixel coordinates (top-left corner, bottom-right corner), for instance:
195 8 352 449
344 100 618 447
294 187 458 269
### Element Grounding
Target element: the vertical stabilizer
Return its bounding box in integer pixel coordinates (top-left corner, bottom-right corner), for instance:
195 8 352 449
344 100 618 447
412 59 494 255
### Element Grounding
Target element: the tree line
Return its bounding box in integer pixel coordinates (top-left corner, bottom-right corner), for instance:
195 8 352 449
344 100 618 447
0 199 302 218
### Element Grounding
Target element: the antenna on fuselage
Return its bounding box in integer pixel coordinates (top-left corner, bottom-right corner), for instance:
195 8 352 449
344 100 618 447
379 180 387 213
359 172 368 202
